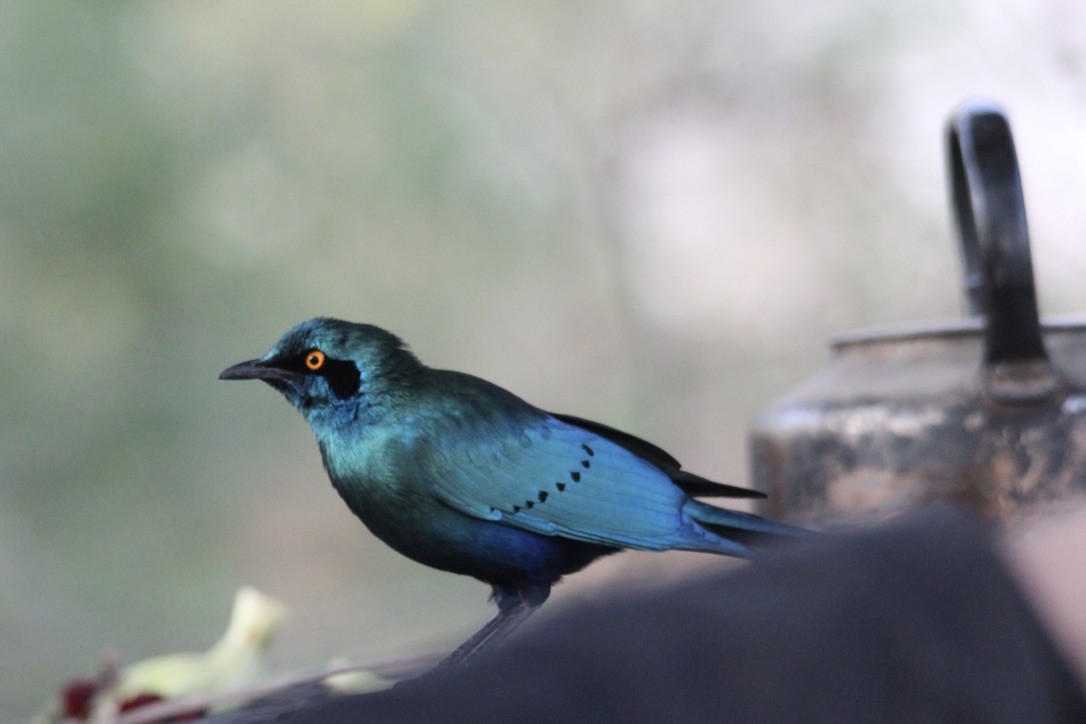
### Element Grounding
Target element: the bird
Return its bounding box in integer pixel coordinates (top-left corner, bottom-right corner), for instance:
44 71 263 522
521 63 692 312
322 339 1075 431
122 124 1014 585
219 318 807 665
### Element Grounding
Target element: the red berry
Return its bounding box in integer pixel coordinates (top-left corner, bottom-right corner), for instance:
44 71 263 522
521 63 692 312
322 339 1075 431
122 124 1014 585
61 679 99 719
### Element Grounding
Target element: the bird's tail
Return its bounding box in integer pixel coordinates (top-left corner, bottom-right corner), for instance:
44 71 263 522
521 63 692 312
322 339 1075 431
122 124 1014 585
685 499 815 553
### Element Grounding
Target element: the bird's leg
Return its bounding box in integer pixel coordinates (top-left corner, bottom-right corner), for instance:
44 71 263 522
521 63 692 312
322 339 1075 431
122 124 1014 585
435 584 549 668
435 604 536 669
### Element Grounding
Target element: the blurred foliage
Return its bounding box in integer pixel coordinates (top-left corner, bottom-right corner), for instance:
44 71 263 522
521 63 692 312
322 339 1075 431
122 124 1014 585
3 1 1086 718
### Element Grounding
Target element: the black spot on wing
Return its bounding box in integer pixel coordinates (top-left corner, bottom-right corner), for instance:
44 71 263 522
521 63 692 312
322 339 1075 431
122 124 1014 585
552 413 679 468
551 412 765 499
538 490 548 502
556 482 566 491
570 471 580 482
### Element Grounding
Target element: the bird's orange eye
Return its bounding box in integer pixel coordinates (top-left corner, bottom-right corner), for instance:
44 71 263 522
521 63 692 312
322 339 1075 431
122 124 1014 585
305 350 326 371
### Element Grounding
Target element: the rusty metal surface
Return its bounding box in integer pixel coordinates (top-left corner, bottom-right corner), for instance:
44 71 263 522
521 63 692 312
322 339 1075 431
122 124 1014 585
750 323 1086 525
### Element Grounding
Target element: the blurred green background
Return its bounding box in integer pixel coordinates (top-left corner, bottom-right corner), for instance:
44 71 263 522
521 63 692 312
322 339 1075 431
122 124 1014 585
4 1 1086 717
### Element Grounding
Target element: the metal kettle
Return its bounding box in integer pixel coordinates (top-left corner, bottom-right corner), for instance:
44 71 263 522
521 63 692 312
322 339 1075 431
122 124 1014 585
749 100 1086 524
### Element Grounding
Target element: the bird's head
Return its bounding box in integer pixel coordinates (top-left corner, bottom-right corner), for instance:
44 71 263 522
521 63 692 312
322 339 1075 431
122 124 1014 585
219 318 421 424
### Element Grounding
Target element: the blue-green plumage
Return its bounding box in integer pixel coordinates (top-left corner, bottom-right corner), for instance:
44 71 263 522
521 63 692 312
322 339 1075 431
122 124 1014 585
220 318 804 619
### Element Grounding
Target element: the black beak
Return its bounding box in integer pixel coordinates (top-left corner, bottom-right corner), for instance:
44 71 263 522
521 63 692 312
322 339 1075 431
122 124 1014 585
219 359 295 383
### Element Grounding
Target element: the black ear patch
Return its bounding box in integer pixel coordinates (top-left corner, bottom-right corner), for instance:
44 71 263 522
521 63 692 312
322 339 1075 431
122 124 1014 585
267 351 361 400
321 359 361 399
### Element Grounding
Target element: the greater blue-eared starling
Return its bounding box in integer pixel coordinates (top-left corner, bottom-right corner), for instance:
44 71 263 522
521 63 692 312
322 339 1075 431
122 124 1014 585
220 318 804 663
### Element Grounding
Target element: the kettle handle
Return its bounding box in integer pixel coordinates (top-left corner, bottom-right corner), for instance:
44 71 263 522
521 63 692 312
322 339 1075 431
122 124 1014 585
946 100 1048 366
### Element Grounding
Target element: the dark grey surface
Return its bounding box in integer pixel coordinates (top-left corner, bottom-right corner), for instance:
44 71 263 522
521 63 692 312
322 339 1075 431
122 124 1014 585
218 508 1086 723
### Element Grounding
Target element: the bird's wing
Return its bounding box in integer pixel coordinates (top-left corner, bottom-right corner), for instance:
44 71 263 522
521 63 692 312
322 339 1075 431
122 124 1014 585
425 416 701 551
550 413 766 499
547 413 681 467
